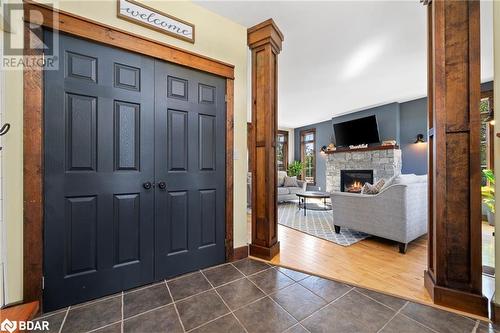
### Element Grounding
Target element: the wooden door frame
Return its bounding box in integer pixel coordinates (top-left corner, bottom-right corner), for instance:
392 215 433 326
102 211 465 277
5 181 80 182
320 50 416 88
22 1 235 303
299 128 316 185
277 130 289 171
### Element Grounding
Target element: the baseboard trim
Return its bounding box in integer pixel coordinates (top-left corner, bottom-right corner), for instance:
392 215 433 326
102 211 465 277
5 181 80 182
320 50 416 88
425 270 488 317
490 294 500 323
232 245 249 261
249 242 280 260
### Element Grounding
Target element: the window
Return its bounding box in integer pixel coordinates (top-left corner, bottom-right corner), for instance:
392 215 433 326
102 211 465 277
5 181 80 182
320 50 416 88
480 91 494 185
300 129 316 184
277 130 289 172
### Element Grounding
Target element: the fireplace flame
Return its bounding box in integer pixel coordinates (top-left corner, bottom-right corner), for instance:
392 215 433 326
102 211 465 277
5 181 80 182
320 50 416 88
347 181 363 193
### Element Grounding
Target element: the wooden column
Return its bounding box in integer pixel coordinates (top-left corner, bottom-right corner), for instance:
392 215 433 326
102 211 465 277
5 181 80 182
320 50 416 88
248 19 284 260
424 0 488 317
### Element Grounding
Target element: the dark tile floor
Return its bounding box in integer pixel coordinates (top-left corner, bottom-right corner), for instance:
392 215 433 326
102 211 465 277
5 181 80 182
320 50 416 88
32 258 497 333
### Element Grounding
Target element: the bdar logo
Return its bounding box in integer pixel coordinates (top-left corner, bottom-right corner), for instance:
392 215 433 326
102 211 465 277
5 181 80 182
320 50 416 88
0 319 17 333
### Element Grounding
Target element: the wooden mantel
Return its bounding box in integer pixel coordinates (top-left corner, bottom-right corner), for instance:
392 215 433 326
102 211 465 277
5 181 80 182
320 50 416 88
324 145 400 154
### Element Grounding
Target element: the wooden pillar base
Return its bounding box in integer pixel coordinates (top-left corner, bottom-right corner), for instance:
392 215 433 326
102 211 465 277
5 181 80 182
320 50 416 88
425 271 488 317
249 242 280 261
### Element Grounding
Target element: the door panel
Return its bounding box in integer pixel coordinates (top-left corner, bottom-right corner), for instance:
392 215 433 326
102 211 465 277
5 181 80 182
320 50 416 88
44 31 226 311
44 32 155 311
154 62 226 278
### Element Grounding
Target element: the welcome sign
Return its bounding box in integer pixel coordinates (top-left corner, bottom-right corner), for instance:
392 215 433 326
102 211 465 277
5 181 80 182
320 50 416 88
117 0 195 43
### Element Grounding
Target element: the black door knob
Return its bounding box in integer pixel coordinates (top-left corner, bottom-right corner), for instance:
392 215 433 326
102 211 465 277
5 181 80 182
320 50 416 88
143 181 152 190
158 181 167 190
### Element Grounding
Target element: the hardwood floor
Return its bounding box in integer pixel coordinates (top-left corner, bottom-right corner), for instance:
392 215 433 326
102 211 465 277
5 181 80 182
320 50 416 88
272 224 431 303
247 212 494 320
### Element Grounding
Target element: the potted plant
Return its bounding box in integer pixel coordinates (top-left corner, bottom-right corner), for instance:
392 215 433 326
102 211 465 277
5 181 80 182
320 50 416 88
287 160 303 178
481 169 495 225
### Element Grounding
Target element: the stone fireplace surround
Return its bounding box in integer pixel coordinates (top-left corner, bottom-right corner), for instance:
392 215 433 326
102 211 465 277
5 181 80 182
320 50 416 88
325 146 402 193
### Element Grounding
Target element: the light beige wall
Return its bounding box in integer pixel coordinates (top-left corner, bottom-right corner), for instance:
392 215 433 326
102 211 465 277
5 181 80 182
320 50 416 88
3 0 248 304
494 0 500 304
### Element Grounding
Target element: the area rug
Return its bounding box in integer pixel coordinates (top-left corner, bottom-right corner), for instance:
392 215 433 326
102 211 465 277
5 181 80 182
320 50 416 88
278 201 370 246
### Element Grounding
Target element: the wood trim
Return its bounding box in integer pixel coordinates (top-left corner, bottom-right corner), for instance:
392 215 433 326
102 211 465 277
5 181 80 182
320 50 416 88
23 22 44 303
116 0 195 44
300 128 316 185
23 1 234 79
23 4 235 306
277 130 289 171
324 144 400 154
481 90 495 169
0 301 40 327
491 294 500 323
248 19 283 260
232 246 249 262
425 0 487 317
225 79 235 261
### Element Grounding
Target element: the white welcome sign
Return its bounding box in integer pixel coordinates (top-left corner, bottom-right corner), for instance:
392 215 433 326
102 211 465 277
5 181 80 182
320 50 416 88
117 0 195 43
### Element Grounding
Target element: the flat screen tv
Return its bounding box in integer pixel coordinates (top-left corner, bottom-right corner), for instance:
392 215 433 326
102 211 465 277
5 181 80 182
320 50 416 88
333 115 380 147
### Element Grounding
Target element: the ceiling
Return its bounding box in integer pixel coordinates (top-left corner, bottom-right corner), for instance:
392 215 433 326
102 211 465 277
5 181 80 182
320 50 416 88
195 1 494 128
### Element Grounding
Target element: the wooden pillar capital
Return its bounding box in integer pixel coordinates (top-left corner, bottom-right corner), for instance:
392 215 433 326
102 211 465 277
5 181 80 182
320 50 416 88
247 19 284 52
248 19 283 260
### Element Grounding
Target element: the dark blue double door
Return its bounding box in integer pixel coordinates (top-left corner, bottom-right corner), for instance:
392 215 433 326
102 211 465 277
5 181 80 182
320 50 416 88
43 32 226 311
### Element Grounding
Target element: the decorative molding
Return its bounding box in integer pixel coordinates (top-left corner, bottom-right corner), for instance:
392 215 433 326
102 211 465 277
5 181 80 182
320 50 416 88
117 0 195 43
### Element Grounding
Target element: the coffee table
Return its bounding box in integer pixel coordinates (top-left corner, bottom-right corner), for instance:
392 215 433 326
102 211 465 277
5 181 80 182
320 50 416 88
296 191 331 216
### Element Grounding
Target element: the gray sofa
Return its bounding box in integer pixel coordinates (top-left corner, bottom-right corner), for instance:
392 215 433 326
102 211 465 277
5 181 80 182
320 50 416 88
277 171 307 202
331 174 428 253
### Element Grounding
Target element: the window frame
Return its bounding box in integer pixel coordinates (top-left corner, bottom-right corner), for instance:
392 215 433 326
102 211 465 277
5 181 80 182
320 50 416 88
480 90 494 171
277 130 289 172
300 128 316 185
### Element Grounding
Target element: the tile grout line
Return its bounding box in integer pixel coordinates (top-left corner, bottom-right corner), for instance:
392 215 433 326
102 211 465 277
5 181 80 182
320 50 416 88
298 287 355 324
121 291 124 333
165 280 187 333
398 311 442 333
194 269 250 333
376 301 408 333
294 275 350 305
352 289 441 333
471 320 480 333
58 306 70 333
232 265 301 331
353 288 406 312
85 320 123 333
69 293 122 311
230 262 310 332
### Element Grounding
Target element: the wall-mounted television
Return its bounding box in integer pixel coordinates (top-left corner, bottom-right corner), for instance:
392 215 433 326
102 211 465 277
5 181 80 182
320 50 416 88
333 115 380 147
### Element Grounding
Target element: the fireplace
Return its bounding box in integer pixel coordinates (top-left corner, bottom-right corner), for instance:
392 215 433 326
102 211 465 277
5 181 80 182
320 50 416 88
340 170 374 193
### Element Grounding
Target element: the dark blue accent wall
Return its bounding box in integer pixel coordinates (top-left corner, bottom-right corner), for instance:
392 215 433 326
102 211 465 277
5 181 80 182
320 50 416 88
294 120 332 191
400 98 428 175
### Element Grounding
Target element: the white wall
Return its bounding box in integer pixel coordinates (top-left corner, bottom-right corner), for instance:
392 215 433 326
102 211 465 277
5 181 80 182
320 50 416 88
3 0 249 305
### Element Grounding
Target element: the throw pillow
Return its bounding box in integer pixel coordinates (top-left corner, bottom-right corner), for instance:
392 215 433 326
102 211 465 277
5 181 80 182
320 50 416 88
277 171 286 187
284 176 299 187
380 175 397 192
361 179 385 195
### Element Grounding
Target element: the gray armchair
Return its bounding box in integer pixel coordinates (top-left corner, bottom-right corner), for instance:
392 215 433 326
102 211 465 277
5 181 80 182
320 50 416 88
331 176 428 253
